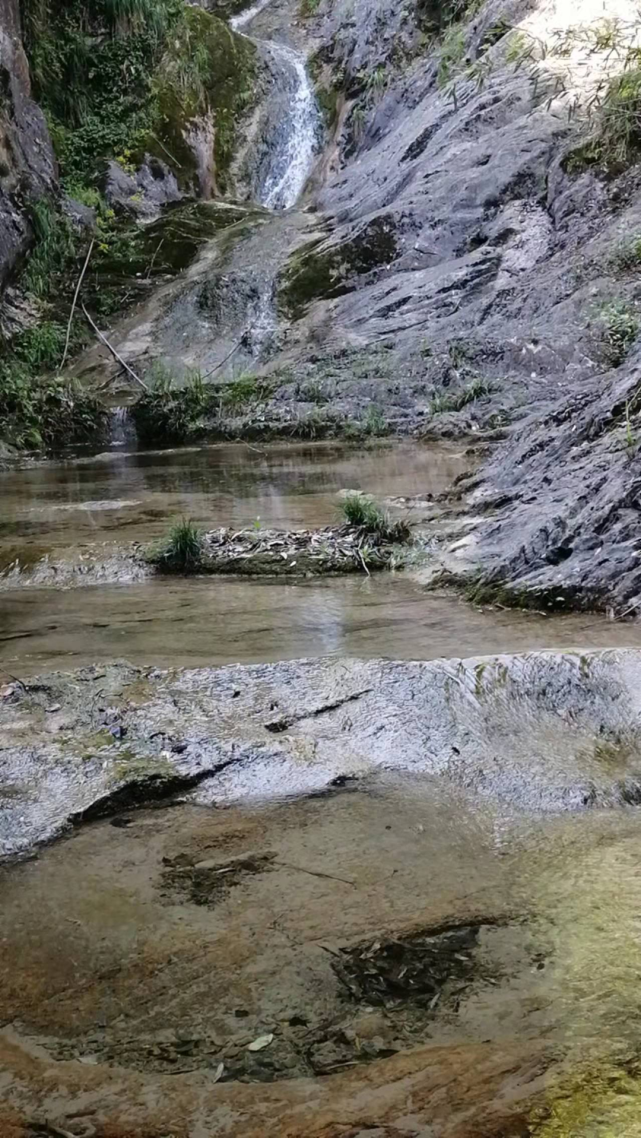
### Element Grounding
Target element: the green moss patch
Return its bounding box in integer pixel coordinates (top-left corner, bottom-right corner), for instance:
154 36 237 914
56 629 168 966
277 216 399 319
23 0 259 193
148 6 258 194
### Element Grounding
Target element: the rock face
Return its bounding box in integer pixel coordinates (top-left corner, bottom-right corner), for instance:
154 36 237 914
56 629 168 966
0 0 56 287
104 156 183 220
3 649 641 858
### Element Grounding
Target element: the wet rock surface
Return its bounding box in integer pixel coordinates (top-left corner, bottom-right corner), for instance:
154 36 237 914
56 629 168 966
4 664 641 1134
4 649 641 858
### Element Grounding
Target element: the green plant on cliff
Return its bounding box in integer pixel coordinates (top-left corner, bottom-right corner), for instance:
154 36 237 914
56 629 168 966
431 377 493 414
437 25 467 88
22 0 257 193
0 364 108 450
610 233 641 271
599 300 639 366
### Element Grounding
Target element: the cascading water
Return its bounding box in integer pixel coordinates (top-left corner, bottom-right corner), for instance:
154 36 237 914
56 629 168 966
231 2 321 211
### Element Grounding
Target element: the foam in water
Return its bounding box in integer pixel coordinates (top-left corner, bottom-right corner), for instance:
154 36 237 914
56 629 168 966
231 0 320 211
259 42 321 210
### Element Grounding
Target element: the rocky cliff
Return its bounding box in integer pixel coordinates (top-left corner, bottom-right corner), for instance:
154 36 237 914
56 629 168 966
0 0 56 288
6 0 641 613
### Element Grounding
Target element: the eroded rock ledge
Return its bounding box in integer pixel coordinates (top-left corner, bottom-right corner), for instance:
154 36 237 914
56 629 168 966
3 648 641 859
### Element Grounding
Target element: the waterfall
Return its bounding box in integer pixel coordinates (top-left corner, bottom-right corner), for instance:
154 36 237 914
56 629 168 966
258 41 321 211
231 1 321 212
110 406 136 448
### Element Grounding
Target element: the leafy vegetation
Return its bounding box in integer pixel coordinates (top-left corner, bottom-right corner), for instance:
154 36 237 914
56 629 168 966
363 404 388 437
598 301 639 366
151 517 204 572
339 493 410 543
22 0 257 192
437 25 467 88
132 366 215 443
0 367 108 450
431 377 493 414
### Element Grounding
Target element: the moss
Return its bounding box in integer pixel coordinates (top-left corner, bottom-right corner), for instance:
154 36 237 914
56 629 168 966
278 217 399 319
23 0 258 193
529 1067 641 1137
147 7 258 194
315 81 342 129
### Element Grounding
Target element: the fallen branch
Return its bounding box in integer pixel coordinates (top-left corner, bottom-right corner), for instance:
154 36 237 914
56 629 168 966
202 330 247 380
81 304 148 391
61 238 94 370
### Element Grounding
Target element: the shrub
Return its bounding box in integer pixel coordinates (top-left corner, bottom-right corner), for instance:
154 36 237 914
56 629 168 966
0 366 108 450
153 517 204 573
599 301 639 366
132 366 213 442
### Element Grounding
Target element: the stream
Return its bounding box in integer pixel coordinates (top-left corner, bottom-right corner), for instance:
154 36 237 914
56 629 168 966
4 3 641 1133
2 440 641 676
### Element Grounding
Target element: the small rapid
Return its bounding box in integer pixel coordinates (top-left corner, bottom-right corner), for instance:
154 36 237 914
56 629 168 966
231 1 321 211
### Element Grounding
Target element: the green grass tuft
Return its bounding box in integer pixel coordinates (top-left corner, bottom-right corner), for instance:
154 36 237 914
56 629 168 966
431 377 493 414
339 493 410 543
132 366 213 443
599 300 639 366
154 517 203 573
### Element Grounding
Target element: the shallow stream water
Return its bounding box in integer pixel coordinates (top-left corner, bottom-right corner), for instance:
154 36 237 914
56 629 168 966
2 439 641 676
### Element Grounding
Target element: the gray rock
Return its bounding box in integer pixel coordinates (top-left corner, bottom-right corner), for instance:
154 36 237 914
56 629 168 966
62 196 97 235
104 155 183 219
0 0 57 288
3 650 641 858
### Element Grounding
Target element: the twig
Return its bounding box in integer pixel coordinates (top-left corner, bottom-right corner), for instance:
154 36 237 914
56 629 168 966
275 861 355 886
81 304 148 391
358 547 370 577
61 239 94 370
146 238 164 280
201 331 248 380
29 1124 77 1138
149 134 182 167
